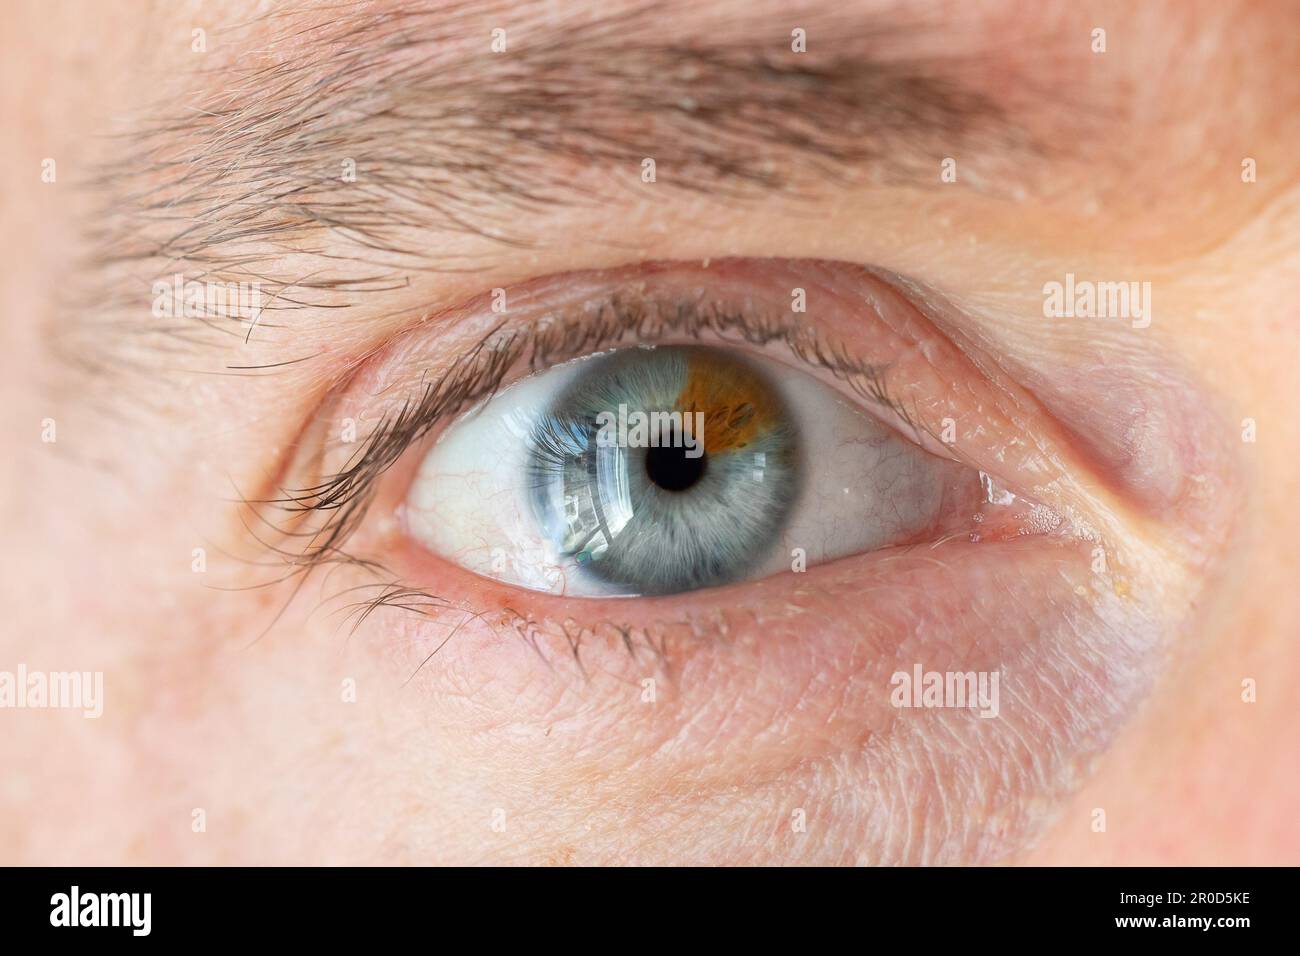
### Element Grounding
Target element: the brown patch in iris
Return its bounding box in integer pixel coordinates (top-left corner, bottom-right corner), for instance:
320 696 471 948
674 352 779 453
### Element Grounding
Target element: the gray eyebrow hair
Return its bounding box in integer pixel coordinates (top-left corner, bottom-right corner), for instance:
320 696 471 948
61 0 1035 385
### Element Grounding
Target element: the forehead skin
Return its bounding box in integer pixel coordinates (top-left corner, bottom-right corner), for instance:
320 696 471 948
0 0 1297 864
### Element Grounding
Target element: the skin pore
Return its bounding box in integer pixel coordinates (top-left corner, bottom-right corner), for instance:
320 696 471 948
1 0 1297 864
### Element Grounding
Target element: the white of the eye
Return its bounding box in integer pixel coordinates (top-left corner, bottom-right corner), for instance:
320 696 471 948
404 352 966 596
404 357 602 595
754 373 960 579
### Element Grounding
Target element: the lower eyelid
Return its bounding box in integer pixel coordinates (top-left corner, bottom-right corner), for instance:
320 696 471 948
378 517 1096 666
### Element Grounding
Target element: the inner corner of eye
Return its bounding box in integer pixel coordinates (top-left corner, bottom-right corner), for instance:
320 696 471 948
399 341 1035 598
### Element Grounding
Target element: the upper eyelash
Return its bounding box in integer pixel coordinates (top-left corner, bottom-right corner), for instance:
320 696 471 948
255 289 919 583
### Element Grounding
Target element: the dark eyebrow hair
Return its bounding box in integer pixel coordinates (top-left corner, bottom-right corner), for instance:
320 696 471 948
61 0 1038 386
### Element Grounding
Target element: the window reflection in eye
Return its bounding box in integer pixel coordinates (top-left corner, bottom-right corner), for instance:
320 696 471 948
404 338 1043 598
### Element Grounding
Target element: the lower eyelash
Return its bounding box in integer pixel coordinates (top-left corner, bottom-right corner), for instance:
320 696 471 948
387 592 721 683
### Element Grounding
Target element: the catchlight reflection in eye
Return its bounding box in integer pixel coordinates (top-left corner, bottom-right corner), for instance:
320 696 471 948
404 343 1001 597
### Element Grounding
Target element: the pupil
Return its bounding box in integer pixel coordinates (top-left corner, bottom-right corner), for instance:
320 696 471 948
645 442 706 492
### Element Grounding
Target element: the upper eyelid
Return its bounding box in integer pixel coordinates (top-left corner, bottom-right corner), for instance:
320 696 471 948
285 291 904 490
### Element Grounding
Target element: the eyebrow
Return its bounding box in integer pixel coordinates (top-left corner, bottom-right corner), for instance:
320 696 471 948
64 0 1039 381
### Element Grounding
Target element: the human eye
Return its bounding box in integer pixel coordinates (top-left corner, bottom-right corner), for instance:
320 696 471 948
295 258 1071 609
407 338 1034 598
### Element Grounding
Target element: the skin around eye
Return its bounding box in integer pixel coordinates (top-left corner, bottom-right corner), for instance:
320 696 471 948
296 257 1213 864
402 342 1032 596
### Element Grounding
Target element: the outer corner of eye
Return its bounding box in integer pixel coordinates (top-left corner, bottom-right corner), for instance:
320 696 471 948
398 338 1006 600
